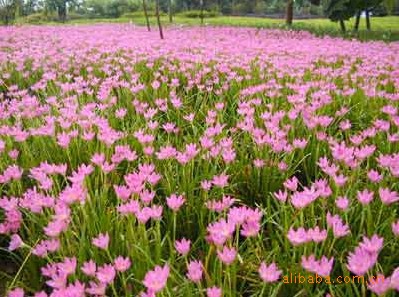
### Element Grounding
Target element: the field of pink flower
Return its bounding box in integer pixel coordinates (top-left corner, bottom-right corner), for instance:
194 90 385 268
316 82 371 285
0 24 399 297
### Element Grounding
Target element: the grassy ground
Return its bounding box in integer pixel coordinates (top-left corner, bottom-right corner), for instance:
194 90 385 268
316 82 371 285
20 14 399 42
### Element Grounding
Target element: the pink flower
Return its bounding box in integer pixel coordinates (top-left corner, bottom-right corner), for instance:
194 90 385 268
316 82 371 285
290 187 318 209
287 227 310 246
368 274 391 296
379 188 399 205
207 219 235 246
45 272 67 289
115 108 127 118
277 161 287 171
8 234 23 251
143 264 170 293
81 260 96 276
8 288 24 297
139 190 155 204
390 267 399 291
301 254 334 277
44 238 60 253
114 185 132 201
201 180 212 191
206 286 222 297
284 176 298 191
187 260 203 283
92 233 109 250
211 173 229 188
175 238 191 256
91 152 105 166
258 262 282 283
335 196 349 210
166 194 186 212
8 149 19 160
183 113 195 122
227 206 248 225
43 218 69 238
96 264 116 284
273 189 288 203
347 246 378 276
86 281 106 295
357 189 374 205
326 212 350 238
151 80 160 89
207 196 236 212
333 174 347 187
368 170 382 182
392 220 399 236
307 226 327 243
241 220 261 237
253 159 265 168
217 246 237 265
59 257 77 276
293 138 308 149
143 146 154 156
156 145 177 160
359 234 384 254
114 256 131 272
149 205 163 220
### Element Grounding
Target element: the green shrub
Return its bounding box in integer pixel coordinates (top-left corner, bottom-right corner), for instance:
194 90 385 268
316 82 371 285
121 12 142 18
254 2 268 14
179 10 219 18
20 12 87 24
67 12 87 20
23 13 50 24
310 4 323 16
121 10 166 18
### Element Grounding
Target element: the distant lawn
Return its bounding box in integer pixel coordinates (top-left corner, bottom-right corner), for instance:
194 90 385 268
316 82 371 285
17 14 399 42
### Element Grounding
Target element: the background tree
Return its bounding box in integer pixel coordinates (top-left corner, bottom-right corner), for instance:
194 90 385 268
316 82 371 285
21 0 38 15
324 0 356 32
362 0 383 30
351 0 384 31
383 0 396 14
46 0 75 21
0 0 16 24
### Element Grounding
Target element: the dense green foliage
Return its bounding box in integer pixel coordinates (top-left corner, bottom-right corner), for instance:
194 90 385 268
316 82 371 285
2 0 399 24
1 0 399 41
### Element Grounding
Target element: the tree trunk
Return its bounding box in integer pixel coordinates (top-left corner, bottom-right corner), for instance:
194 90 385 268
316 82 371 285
143 0 151 31
365 9 371 31
168 0 173 23
58 2 67 22
286 0 293 26
200 0 204 25
339 19 346 33
354 11 361 31
155 0 164 39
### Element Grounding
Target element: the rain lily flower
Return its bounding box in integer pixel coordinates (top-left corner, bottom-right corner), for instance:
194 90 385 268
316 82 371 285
258 262 282 283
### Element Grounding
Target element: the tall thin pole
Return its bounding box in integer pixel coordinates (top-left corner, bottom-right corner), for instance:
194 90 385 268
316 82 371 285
168 0 173 23
155 0 164 39
200 0 204 25
286 0 293 26
365 9 371 31
143 0 151 31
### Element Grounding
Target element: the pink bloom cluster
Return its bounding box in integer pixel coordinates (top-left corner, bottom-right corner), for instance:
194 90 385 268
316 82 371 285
0 25 398 297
